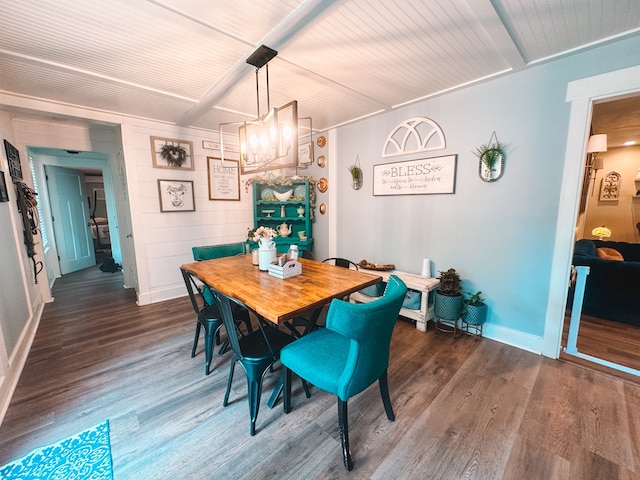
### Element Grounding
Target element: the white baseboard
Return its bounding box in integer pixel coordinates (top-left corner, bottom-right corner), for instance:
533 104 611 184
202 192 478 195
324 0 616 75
0 301 45 426
482 322 544 355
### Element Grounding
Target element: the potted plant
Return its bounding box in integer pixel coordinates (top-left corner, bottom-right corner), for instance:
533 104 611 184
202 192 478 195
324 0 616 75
434 268 463 323
474 139 505 181
462 291 487 325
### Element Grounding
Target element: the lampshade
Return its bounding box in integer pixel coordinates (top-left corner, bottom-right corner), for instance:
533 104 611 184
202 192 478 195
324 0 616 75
591 226 611 239
587 134 608 153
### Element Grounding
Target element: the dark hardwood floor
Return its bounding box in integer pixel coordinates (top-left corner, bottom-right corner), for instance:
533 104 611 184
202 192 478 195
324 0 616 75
2 265 640 479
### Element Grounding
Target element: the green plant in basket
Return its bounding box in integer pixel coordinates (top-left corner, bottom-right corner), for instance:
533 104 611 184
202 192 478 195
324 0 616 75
437 268 462 296
465 291 485 306
462 290 488 326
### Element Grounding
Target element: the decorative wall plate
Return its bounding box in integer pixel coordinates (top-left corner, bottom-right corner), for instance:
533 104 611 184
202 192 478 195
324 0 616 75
260 188 275 200
319 203 327 215
316 136 326 148
317 177 328 193
317 155 326 168
293 185 306 199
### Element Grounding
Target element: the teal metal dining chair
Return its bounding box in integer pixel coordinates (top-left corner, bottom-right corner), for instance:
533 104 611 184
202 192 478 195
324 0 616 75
190 242 252 360
212 288 309 436
280 274 407 470
181 267 225 375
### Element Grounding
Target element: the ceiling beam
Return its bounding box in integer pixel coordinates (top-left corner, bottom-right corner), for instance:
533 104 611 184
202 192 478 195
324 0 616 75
176 0 342 127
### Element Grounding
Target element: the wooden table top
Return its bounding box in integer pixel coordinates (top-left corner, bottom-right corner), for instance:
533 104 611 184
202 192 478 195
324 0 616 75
181 256 382 325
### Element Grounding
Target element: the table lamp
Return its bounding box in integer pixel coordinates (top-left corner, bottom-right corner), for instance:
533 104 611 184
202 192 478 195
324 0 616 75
591 226 611 240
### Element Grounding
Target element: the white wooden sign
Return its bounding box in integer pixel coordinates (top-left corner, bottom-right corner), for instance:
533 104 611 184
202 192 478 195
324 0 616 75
373 155 457 196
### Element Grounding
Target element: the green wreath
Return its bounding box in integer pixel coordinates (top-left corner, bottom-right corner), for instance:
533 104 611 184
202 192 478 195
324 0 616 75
160 144 187 167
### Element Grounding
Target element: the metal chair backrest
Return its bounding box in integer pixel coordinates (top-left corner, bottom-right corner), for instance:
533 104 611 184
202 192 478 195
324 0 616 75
322 257 359 270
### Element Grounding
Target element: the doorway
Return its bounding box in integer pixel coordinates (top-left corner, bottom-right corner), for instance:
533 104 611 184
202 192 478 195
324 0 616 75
563 94 640 377
27 145 136 301
546 66 640 377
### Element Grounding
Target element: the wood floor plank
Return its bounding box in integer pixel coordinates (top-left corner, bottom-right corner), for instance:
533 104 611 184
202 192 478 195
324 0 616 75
2 265 640 479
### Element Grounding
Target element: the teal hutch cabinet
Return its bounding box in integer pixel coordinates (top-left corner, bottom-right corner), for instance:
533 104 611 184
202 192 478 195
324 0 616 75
251 179 313 255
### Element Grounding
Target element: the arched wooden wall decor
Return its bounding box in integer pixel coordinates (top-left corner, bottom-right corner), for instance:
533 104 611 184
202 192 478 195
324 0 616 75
599 171 621 201
382 117 446 158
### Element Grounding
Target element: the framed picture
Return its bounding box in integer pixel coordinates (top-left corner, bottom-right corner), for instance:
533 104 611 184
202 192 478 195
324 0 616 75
298 142 313 167
207 157 240 201
0 171 9 202
158 179 195 212
373 155 457 196
297 116 313 167
3 139 22 181
150 136 195 170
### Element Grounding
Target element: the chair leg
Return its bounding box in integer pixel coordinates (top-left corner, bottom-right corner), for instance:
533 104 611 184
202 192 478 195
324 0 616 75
204 325 214 375
338 399 353 471
283 367 292 414
302 379 311 399
378 370 395 421
223 359 236 407
191 321 201 357
248 376 263 436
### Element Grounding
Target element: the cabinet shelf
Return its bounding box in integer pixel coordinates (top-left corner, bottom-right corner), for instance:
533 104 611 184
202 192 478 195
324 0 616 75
253 179 313 255
257 216 306 221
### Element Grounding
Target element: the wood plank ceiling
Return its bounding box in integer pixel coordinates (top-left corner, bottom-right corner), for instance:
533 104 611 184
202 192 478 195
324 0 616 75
0 0 639 136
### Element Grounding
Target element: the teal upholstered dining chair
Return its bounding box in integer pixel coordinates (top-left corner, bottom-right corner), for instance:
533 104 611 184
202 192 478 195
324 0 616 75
192 242 246 305
211 288 308 436
280 274 407 471
190 242 252 368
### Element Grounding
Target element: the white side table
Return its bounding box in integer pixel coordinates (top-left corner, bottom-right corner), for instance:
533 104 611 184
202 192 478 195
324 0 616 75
350 270 440 332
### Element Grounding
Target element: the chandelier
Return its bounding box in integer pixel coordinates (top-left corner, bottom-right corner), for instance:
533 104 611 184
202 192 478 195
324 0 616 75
220 45 306 174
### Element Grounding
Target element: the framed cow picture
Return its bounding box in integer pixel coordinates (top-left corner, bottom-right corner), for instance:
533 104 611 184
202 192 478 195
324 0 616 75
158 179 195 212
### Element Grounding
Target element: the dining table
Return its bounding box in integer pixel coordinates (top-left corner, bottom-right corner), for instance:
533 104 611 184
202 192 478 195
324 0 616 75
180 254 383 407
180 254 383 328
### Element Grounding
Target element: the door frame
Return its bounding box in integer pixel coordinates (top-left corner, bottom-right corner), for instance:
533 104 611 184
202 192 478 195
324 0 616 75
28 148 120 283
543 64 640 358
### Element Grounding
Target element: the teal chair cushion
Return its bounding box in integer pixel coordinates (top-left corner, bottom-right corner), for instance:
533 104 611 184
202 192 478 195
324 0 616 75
281 275 407 401
280 328 350 394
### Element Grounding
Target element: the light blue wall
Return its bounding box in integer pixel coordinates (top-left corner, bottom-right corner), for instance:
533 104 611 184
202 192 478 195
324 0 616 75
335 35 640 347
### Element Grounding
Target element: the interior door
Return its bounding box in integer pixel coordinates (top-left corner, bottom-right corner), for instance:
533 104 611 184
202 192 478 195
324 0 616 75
46 165 95 274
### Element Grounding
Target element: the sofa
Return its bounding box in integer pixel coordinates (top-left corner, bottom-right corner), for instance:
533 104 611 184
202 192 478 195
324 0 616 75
569 239 640 326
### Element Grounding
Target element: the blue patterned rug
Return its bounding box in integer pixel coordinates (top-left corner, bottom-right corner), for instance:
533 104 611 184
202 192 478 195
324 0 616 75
0 420 113 480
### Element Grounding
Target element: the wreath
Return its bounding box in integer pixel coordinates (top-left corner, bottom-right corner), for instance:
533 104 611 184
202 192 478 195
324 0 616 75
160 144 187 167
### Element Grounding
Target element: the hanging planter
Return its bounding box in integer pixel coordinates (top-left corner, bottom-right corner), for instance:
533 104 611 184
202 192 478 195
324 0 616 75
474 131 505 182
348 156 363 190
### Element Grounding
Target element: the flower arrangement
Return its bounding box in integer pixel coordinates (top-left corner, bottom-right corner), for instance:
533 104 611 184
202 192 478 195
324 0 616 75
251 226 278 242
